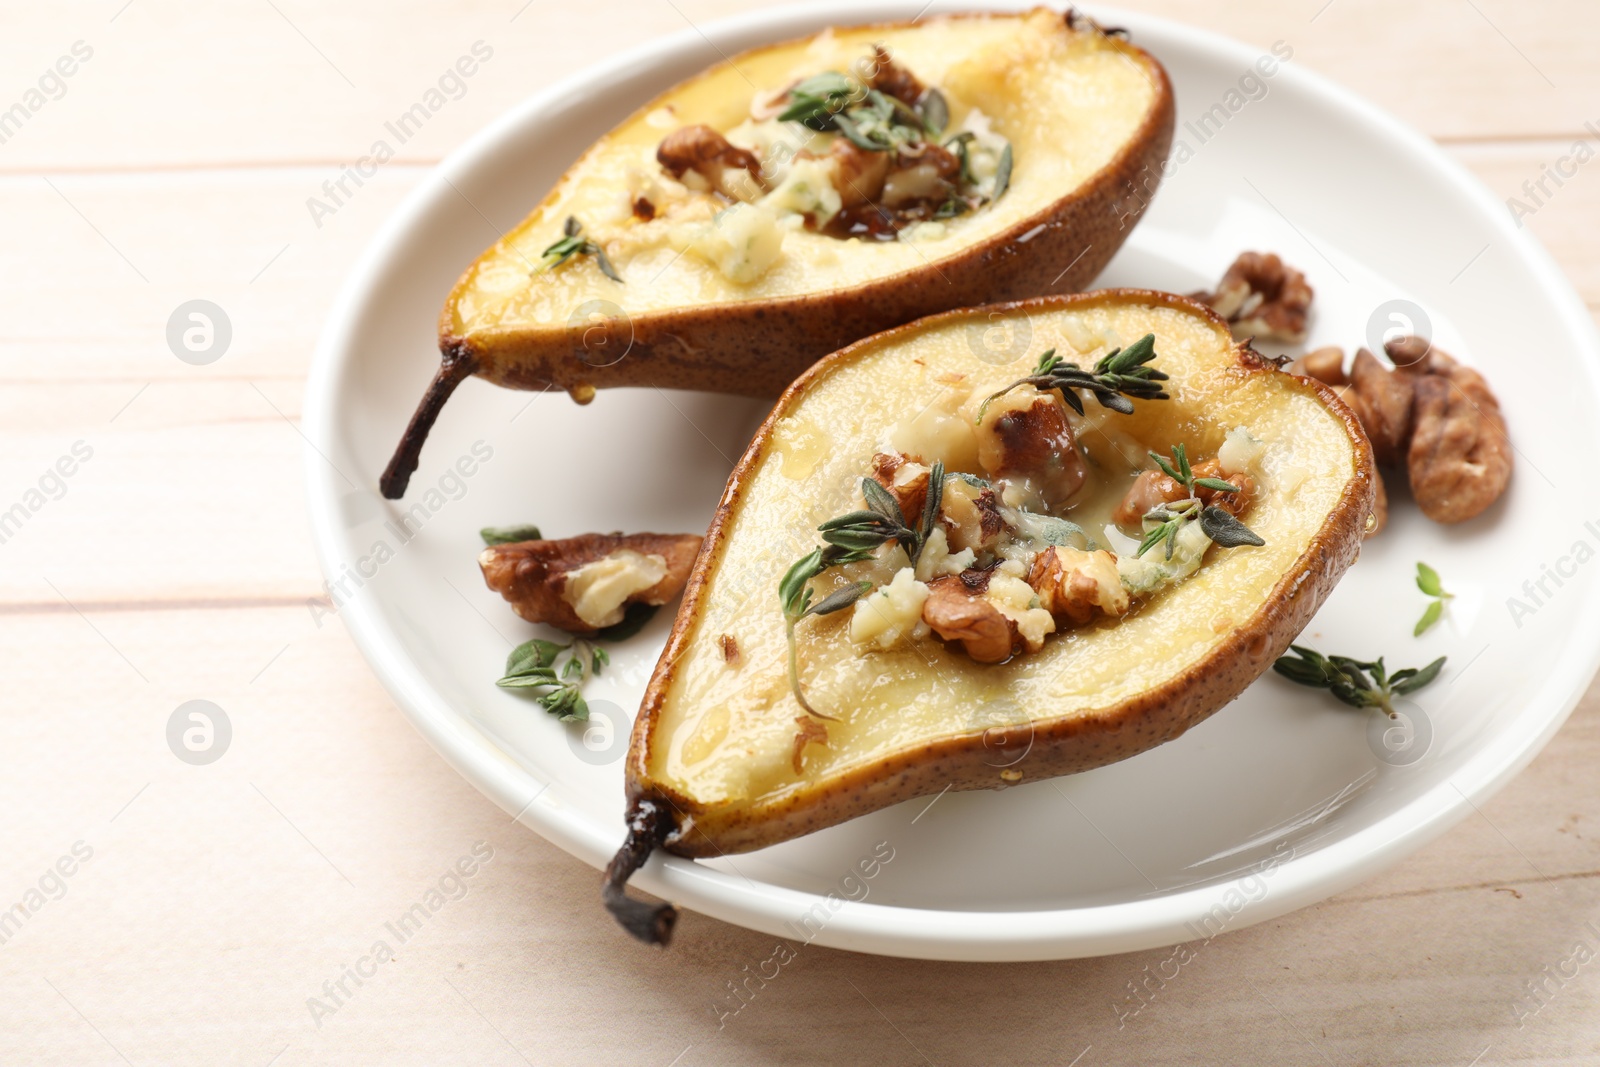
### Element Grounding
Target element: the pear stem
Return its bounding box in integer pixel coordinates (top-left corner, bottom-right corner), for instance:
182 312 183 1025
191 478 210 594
380 342 478 499
601 797 678 945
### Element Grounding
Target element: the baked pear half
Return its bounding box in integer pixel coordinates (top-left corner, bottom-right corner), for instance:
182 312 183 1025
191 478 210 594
603 290 1377 944
381 8 1175 497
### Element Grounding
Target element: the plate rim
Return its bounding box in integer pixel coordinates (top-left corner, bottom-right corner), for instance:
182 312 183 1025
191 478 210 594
302 0 1600 961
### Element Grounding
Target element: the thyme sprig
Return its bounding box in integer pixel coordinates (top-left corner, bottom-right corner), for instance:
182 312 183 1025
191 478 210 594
1135 444 1264 559
818 462 945 563
778 70 945 149
778 60 1010 220
976 334 1169 423
540 216 622 282
497 637 610 722
1273 646 1446 717
1414 561 1453 636
780 464 946 715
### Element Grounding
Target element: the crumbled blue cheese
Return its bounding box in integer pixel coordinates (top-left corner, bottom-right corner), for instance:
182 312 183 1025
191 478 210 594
1111 520 1213 596
889 380 979 470
762 156 844 226
914 527 976 582
725 118 834 186
1218 426 1265 477
953 107 1009 192
849 567 930 650
682 202 785 284
562 549 667 628
983 572 1054 651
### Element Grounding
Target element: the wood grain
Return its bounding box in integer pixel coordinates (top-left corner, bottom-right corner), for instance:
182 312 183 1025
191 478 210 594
4 2 1599 1064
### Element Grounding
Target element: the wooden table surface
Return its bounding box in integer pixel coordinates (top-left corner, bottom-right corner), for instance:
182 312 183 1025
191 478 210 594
6 1 1599 1063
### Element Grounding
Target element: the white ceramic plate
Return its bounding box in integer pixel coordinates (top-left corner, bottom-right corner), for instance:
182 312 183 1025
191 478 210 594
304 2 1600 961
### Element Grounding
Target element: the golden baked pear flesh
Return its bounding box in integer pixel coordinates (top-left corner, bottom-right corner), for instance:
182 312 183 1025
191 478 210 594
602 290 1376 943
381 8 1175 497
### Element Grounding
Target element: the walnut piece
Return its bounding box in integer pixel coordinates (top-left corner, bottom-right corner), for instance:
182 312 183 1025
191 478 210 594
829 137 891 208
920 571 1019 664
1327 335 1512 525
1288 345 1346 385
869 451 929 521
975 387 1088 508
1347 348 1414 467
1192 251 1313 344
1407 360 1513 523
1027 547 1130 627
865 44 925 106
1384 333 1436 372
656 124 763 198
1111 459 1255 526
478 532 702 635
880 144 960 210
939 477 1005 554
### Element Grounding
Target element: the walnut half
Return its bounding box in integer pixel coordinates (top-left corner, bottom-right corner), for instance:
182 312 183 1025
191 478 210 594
1405 355 1513 524
656 124 764 200
920 571 1019 664
1027 547 1130 627
479 532 702 634
1191 251 1313 344
1318 336 1512 526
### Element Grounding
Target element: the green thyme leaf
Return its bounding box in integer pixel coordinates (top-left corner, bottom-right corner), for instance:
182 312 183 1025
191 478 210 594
1098 333 1157 374
1416 562 1443 597
1413 600 1443 638
1391 657 1446 695
481 524 543 546
991 141 1013 201
917 461 945 557
920 88 949 135
1194 477 1240 493
946 131 976 184
1274 645 1446 717
832 110 884 152
805 581 873 618
595 602 658 642
1149 449 1182 484
861 479 907 527
977 336 1169 424
540 216 622 283
780 549 827 620
1199 506 1265 548
504 638 567 677
1412 561 1452 636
